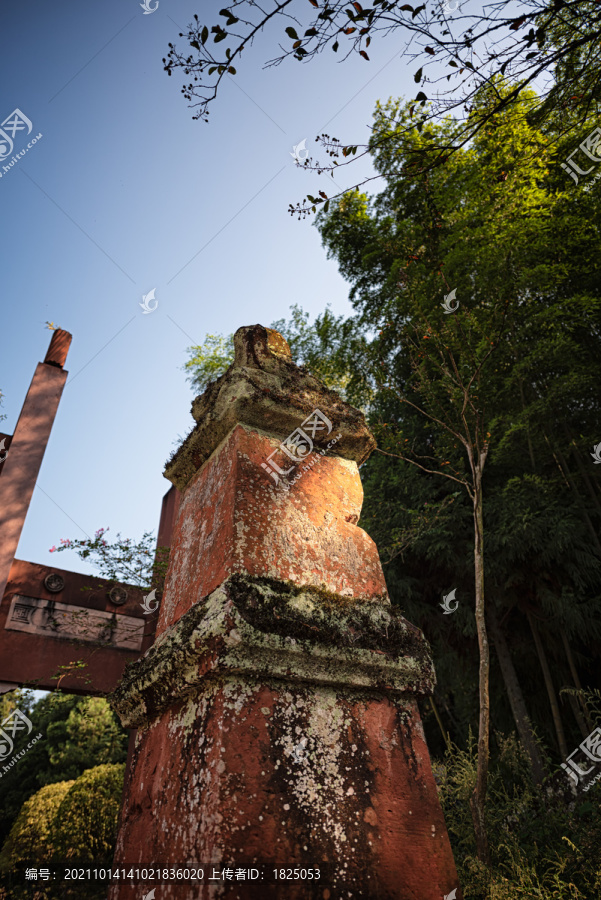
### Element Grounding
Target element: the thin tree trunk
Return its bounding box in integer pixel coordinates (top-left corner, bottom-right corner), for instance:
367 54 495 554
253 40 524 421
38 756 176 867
470 471 491 865
488 605 546 784
564 427 601 513
554 444 601 556
518 377 536 472
441 693 463 744
561 632 594 732
429 697 450 750
527 611 568 758
567 692 589 740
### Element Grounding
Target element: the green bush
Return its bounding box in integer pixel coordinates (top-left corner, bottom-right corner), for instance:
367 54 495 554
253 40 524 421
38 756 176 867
439 732 601 898
0 781 74 871
0 763 124 900
52 763 125 863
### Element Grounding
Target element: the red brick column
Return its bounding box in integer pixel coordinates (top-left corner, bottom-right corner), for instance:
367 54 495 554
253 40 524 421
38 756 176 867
0 330 72 602
109 326 461 899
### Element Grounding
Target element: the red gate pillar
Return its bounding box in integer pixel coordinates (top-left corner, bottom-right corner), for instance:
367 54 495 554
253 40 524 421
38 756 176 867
109 326 461 899
0 329 72 602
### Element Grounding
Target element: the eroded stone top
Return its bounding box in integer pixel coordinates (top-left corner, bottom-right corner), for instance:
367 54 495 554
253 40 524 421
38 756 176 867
164 324 377 491
233 324 292 369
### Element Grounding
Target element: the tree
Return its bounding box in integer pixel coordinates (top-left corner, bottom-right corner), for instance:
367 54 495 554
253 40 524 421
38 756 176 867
0 693 128 850
163 0 601 214
0 781 74 870
0 764 124 893
52 764 125 863
313 82 601 815
183 305 351 395
49 527 169 594
184 333 235 394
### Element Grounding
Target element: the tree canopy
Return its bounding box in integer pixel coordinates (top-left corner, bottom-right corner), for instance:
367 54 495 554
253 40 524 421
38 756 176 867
164 0 601 213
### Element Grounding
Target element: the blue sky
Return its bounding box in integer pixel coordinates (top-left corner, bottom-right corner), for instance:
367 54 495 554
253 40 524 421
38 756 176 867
0 0 420 576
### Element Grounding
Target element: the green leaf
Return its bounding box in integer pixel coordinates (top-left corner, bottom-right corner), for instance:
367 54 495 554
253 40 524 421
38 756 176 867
201 26 209 44
214 32 227 42
415 91 427 102
228 66 236 74
190 40 200 50
414 67 423 83
286 26 299 39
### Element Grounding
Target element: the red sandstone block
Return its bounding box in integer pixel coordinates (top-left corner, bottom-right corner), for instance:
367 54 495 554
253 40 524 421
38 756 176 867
109 682 460 900
157 425 389 636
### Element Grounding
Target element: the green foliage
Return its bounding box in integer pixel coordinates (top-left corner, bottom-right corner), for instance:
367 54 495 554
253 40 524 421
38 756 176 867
0 781 74 870
49 527 168 590
271 303 353 396
0 693 128 851
44 697 128 778
183 332 235 393
163 0 601 219
0 765 124 900
52 764 125 862
183 304 355 398
439 734 601 898
307 82 601 759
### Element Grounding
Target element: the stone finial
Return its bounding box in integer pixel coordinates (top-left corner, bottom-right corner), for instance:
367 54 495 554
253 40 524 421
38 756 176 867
233 324 292 369
164 324 376 491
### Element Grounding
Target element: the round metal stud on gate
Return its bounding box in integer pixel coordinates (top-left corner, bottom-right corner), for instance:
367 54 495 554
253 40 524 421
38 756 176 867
44 573 65 593
108 586 128 606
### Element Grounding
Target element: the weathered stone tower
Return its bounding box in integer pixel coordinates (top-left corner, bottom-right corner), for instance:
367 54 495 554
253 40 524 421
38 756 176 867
109 325 461 899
